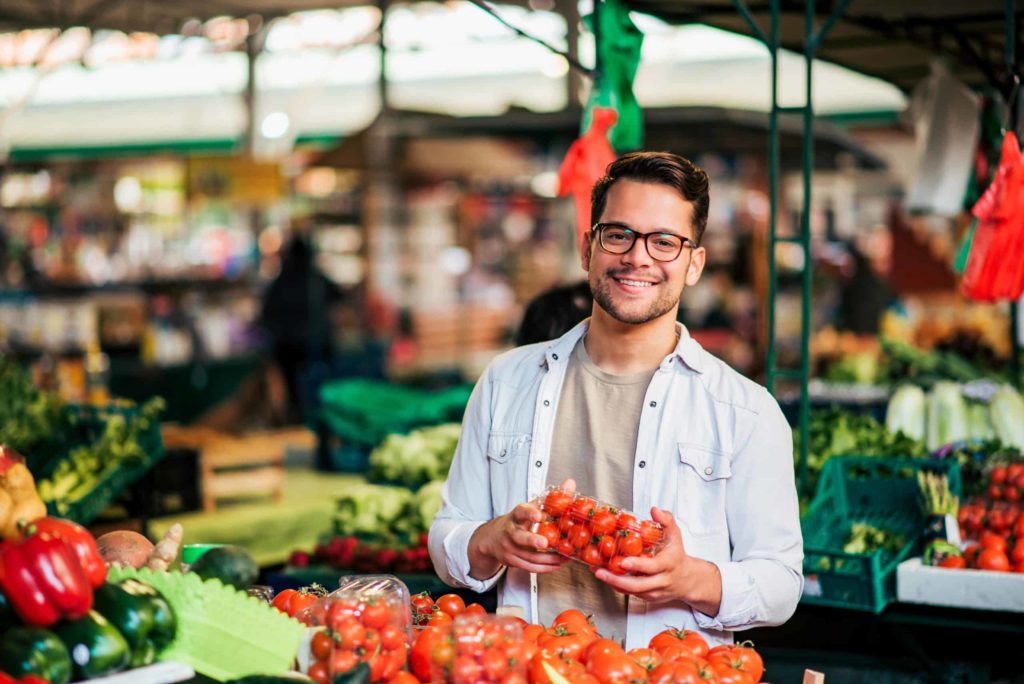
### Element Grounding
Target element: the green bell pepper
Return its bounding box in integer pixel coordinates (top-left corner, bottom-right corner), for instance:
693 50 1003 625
53 610 130 680
0 588 16 633
92 579 176 667
0 626 73 684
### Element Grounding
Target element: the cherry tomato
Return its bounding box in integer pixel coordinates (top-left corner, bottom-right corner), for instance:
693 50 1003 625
649 628 709 660
427 610 453 628
618 532 644 557
626 647 663 671
544 490 574 517
939 555 967 569
607 555 629 575
581 544 603 566
380 623 405 651
568 524 592 550
616 512 638 532
590 509 618 537
989 485 1004 500
977 548 1011 572
980 530 1008 552
308 661 330 684
361 601 390 630
1011 541 1024 565
558 515 574 535
571 498 598 522
557 537 577 557
271 589 297 613
333 618 366 649
991 466 1008 485
587 652 646 682
311 630 335 661
553 609 593 633
536 522 561 551
387 673 420 684
463 603 487 617
584 638 624 665
329 649 360 676
639 520 665 548
598 536 617 559
523 624 546 644
451 654 484 684
411 592 435 614
436 593 466 618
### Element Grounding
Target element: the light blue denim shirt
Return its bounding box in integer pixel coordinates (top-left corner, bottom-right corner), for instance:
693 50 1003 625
429 319 803 648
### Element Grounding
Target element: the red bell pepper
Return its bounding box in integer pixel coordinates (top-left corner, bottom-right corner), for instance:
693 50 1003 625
29 518 107 588
0 529 93 627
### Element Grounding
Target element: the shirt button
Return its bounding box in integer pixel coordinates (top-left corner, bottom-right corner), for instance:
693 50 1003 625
543 400 550 407
500 449 507 457
535 461 543 468
649 401 657 407
704 467 713 476
552 353 559 360
638 460 646 468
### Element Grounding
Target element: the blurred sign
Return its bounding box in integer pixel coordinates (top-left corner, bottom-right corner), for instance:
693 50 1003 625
186 156 284 204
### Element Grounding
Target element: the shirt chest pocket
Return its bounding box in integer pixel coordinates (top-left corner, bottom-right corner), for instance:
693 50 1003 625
487 432 532 465
676 442 732 537
486 432 532 511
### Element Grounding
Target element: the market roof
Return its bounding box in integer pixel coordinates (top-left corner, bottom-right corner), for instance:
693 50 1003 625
622 0 1022 93
0 0 364 33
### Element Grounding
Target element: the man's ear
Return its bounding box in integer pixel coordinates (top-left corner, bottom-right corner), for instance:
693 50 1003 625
685 246 707 287
579 228 594 272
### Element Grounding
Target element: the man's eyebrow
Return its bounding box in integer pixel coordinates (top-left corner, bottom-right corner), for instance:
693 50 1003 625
599 220 685 239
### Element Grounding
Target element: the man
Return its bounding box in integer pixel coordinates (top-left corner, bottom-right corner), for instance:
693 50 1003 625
429 151 803 648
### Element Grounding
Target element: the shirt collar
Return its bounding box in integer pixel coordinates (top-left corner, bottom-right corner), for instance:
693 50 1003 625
540 319 704 374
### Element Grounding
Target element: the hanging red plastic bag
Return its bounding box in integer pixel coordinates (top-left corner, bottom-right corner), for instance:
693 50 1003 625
962 132 1024 301
558 107 618 243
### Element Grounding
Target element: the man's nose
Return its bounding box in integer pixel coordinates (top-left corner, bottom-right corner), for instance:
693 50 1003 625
622 235 655 266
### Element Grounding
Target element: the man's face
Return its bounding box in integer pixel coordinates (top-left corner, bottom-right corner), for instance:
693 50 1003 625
581 179 706 326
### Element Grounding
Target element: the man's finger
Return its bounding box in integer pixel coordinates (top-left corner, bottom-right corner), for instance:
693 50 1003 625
511 549 568 567
507 557 568 574
510 503 542 526
618 553 664 576
509 527 548 550
559 478 577 494
594 567 663 594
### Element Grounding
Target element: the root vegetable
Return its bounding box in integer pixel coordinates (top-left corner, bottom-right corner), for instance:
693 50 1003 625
146 523 182 571
97 530 154 568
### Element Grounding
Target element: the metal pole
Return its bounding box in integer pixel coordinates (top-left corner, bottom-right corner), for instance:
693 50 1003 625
766 0 780 394
243 29 259 156
798 0 815 495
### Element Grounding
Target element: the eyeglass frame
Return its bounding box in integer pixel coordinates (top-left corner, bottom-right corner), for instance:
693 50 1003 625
590 222 699 262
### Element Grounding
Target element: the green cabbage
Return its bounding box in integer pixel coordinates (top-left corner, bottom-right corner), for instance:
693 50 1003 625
926 382 969 451
967 402 995 440
886 384 926 442
990 385 1024 450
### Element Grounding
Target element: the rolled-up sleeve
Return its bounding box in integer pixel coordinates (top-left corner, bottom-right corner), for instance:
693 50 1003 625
694 388 803 631
428 367 505 593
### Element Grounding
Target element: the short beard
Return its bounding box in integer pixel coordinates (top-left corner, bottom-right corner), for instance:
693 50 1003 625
589 270 680 325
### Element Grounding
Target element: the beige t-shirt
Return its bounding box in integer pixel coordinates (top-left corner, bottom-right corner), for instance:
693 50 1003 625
537 336 657 644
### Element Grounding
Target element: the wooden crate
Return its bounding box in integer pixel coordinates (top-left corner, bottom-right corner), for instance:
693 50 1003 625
164 426 315 512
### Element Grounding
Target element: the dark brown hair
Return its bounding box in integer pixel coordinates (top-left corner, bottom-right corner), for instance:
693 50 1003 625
590 151 710 244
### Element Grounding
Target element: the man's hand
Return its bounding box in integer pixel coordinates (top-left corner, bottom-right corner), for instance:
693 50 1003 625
593 507 723 616
468 479 575 580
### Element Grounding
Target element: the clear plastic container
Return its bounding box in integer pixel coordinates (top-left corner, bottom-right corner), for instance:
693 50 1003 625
297 574 412 683
411 613 527 684
531 485 667 575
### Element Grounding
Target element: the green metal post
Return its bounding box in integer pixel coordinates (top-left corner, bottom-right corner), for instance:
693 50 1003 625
766 0 780 395
798 0 815 496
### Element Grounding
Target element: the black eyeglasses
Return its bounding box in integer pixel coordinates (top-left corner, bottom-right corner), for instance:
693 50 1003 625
591 223 698 262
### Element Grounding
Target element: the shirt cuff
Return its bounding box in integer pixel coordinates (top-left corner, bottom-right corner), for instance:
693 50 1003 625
443 520 507 594
692 560 758 631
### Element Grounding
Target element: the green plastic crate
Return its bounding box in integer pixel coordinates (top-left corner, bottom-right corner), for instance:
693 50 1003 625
800 456 962 613
44 402 165 524
318 379 471 471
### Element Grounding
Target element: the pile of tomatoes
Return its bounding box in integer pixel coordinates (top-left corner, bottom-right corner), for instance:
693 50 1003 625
535 487 665 575
410 607 765 684
411 614 529 683
303 592 412 684
951 462 1024 573
411 591 488 627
